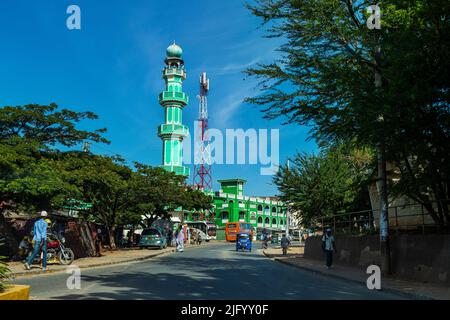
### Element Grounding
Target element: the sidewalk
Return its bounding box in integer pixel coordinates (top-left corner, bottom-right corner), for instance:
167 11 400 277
7 241 213 278
263 246 450 300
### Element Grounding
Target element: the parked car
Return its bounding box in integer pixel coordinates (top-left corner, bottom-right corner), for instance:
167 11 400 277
138 228 167 249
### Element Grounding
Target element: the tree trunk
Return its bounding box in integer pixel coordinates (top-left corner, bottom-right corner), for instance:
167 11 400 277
106 225 117 250
377 144 391 275
79 222 97 257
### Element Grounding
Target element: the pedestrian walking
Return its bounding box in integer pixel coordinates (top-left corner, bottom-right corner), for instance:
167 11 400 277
280 233 290 255
322 228 337 269
191 229 197 245
94 228 103 257
176 226 185 252
167 228 173 247
24 211 49 271
127 230 134 248
261 233 268 249
196 230 202 245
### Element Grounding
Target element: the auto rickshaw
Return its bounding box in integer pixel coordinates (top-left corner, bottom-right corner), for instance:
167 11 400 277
236 233 252 252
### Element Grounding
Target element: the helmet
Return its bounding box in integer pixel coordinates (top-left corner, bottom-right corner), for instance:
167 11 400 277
45 218 51 224
40 211 48 217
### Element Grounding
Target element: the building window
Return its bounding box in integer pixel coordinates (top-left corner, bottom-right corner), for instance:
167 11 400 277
222 212 228 220
257 204 263 212
257 217 263 224
272 206 277 213
239 211 245 220
264 205 270 214
264 217 270 225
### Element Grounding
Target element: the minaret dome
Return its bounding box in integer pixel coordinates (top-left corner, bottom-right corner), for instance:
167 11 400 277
166 41 183 58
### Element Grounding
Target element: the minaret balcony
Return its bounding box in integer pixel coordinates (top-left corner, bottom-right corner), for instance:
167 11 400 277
163 68 186 79
159 91 189 105
161 165 190 176
158 123 189 137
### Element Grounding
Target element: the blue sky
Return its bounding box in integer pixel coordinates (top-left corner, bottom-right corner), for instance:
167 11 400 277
0 0 317 196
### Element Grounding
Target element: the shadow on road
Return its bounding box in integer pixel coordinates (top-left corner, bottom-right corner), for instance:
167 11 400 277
48 248 403 300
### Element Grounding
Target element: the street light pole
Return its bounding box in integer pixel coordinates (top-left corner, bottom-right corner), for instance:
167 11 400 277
285 207 289 238
285 160 291 239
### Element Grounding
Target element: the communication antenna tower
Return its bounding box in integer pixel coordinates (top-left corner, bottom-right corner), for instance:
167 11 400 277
193 72 212 191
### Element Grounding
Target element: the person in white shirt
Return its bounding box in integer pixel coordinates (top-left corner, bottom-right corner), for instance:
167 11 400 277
322 228 337 269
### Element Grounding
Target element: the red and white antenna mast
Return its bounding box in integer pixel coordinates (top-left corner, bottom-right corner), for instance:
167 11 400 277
193 72 212 191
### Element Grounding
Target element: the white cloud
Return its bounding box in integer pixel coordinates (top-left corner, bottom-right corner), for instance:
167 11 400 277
213 83 256 128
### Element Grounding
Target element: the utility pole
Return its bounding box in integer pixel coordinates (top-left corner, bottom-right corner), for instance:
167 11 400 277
285 160 290 239
374 44 391 274
285 208 289 238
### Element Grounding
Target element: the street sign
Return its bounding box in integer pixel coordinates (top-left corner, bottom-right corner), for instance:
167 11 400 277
63 199 93 210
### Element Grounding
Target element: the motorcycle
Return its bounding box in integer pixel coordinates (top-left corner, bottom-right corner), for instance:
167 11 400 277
24 233 75 265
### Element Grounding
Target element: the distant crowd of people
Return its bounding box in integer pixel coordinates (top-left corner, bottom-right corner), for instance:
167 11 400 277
258 227 337 268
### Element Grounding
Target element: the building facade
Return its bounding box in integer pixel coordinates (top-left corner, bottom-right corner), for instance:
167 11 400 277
185 179 287 231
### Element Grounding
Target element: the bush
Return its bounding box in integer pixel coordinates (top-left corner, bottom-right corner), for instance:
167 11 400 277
0 240 10 292
0 256 9 292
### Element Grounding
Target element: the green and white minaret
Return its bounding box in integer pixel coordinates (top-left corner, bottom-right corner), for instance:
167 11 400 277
158 42 190 176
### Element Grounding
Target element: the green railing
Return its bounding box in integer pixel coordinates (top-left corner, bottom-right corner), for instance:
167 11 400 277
307 199 450 235
158 124 189 136
162 165 190 176
159 91 189 105
164 68 186 78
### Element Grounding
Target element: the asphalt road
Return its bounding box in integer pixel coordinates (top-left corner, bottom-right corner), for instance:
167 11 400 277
11 243 406 300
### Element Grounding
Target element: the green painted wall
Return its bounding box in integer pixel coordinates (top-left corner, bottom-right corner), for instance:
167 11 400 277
184 179 287 231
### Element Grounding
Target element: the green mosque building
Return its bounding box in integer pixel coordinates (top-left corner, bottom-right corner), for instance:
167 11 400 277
158 42 287 232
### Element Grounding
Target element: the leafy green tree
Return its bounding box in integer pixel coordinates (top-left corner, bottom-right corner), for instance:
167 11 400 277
128 164 213 227
0 103 108 147
59 154 134 249
181 187 214 212
0 103 214 247
246 0 450 227
275 145 373 227
127 164 188 228
0 255 9 292
0 104 108 214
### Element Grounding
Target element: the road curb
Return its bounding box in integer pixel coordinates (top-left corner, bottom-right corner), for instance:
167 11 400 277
262 250 435 300
9 248 177 279
9 242 219 279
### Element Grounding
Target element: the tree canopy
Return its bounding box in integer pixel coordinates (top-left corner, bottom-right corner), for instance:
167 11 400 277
0 104 108 214
275 144 373 227
246 0 450 227
0 104 213 248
